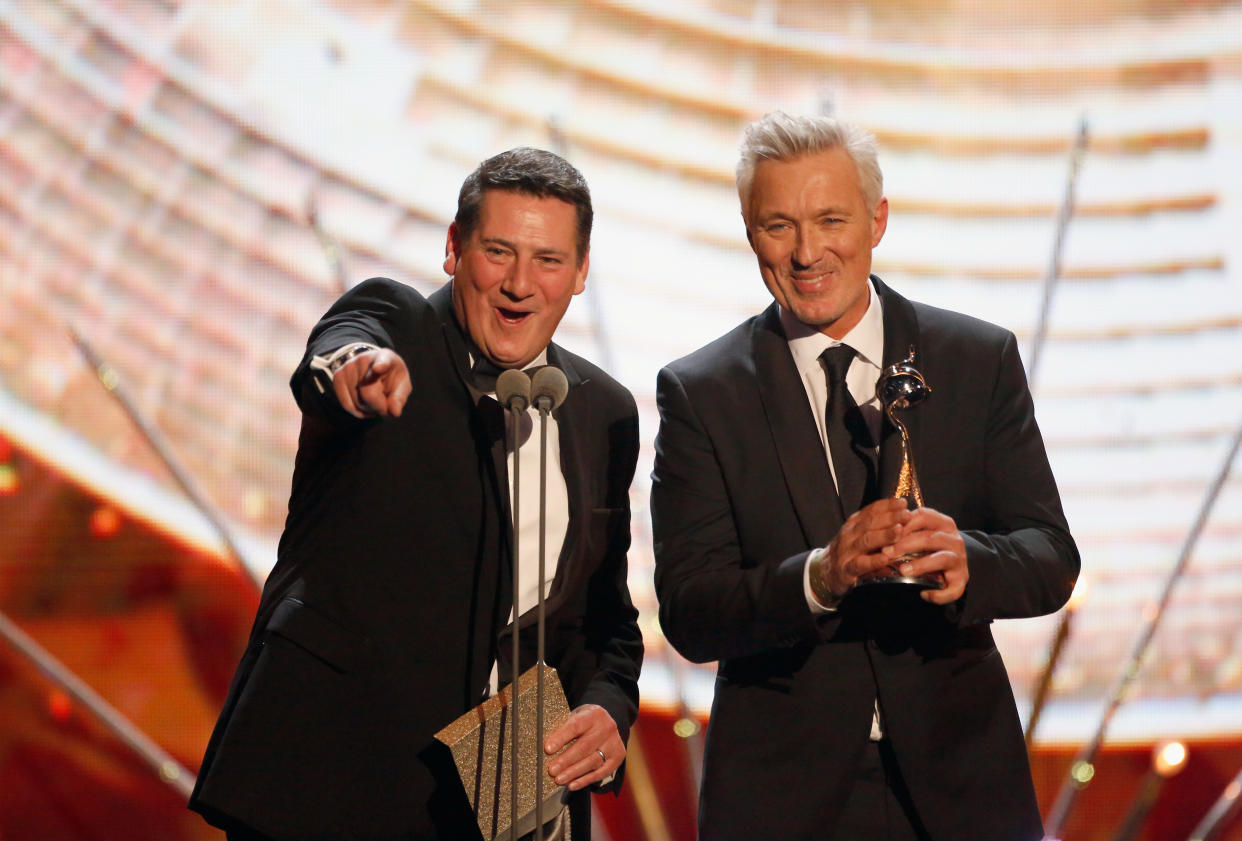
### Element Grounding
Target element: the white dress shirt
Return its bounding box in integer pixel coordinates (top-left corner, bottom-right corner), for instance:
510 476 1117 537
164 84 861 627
784 280 886 739
480 350 571 695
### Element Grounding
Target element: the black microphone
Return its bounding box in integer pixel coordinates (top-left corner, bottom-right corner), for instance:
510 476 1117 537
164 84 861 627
530 366 568 413
496 368 532 412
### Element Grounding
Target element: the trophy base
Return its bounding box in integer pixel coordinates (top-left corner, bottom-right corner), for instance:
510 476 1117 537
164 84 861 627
853 552 943 592
434 664 570 841
853 571 942 591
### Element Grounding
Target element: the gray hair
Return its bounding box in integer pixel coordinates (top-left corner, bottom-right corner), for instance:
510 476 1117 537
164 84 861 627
455 147 593 263
735 112 883 219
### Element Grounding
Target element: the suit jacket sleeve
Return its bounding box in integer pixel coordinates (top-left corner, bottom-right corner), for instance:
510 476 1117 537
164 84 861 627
652 365 822 664
289 277 426 425
576 397 644 748
949 330 1080 625
578 534 643 768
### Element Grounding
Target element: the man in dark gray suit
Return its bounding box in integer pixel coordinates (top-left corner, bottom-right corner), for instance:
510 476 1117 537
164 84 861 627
191 148 642 840
651 112 1079 841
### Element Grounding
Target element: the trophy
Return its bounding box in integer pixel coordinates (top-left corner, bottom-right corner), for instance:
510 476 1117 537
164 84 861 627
855 347 942 591
434 664 571 841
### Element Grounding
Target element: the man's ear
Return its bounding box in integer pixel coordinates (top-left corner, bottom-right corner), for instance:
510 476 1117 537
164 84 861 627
871 197 889 248
572 251 589 296
443 223 461 276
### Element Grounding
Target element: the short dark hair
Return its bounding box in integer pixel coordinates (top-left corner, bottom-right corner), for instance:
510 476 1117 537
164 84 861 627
454 147 593 263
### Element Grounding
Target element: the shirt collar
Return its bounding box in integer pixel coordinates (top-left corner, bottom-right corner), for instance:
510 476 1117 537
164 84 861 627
780 277 885 375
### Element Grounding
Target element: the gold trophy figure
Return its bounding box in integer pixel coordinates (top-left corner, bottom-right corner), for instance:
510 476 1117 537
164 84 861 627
855 347 942 591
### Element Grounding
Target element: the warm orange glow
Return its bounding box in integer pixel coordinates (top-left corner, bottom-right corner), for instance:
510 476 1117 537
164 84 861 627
0 463 17 495
242 486 267 520
47 689 72 722
89 505 122 538
1067 574 1090 610
1153 741 1188 777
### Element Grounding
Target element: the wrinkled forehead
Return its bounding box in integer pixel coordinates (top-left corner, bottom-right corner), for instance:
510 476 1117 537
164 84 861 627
745 150 868 219
476 188 587 260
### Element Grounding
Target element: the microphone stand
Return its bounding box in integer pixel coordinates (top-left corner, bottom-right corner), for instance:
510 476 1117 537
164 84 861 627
536 393 549 841
530 366 569 841
496 370 531 841
435 368 569 841
496 367 568 841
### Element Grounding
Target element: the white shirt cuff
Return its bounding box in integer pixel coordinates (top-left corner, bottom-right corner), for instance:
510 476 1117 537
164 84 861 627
804 546 842 614
308 342 380 393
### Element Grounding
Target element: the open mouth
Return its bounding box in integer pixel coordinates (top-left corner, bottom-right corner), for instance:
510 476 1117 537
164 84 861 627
496 307 532 325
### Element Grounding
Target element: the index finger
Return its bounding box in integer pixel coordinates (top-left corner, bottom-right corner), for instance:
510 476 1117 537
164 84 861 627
388 372 412 416
544 708 592 754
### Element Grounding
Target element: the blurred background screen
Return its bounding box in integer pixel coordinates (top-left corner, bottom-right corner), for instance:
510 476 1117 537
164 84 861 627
0 1 1240 839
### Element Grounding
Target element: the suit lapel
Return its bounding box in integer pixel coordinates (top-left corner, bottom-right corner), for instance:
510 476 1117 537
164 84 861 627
424 285 506 529
537 344 588 614
430 281 515 521
752 304 843 549
428 282 527 694
873 276 924 499
499 344 590 630
428 282 474 395
429 282 515 627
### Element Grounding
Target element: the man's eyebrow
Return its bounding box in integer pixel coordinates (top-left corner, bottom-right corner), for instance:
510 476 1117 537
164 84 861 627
754 206 854 223
480 236 571 257
753 209 793 224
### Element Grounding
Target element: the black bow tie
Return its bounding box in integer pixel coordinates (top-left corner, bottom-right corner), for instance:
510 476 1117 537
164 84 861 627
470 354 548 394
470 354 507 393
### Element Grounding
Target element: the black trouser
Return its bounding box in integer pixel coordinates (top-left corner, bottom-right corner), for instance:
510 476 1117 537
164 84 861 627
832 738 934 841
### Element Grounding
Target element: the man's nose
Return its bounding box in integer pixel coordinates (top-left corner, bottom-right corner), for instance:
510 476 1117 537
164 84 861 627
791 228 819 270
502 259 534 298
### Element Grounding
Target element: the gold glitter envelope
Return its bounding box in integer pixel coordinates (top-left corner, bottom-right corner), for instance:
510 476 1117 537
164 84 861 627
434 664 570 841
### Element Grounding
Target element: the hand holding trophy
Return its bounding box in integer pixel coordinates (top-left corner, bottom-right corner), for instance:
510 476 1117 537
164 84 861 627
855 347 943 591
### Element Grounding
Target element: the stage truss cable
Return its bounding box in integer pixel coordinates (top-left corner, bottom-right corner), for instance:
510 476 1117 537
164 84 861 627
0 607 196 800
1043 415 1242 838
1186 763 1242 841
1027 116 1088 388
69 328 263 592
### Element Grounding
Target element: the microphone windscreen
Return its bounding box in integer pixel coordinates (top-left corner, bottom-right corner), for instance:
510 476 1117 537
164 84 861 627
531 366 569 412
496 368 532 411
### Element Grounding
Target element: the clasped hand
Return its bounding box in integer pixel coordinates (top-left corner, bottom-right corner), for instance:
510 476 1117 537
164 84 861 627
814 498 969 605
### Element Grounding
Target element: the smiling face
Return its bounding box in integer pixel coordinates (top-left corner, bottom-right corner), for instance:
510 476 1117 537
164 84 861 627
445 189 588 369
745 147 888 339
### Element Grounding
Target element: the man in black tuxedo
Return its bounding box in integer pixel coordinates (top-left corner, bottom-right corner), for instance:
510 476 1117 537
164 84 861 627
190 148 642 840
651 112 1079 840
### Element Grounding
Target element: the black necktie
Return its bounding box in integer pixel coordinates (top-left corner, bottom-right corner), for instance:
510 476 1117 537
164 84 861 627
821 345 877 517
